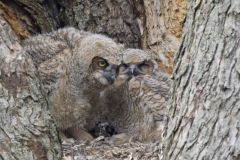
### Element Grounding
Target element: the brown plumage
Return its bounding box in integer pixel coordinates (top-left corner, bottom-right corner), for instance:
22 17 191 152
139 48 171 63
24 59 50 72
23 27 123 140
100 49 172 143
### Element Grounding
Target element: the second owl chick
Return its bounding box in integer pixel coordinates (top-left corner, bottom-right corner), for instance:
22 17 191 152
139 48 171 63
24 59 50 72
102 49 171 144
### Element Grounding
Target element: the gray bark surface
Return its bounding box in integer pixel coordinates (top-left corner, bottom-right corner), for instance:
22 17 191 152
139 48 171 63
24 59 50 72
1 0 59 35
0 16 61 160
57 0 142 48
2 0 142 48
164 0 240 160
1 0 186 72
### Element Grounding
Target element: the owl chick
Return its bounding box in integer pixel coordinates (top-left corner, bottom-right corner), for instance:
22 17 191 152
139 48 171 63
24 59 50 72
101 48 171 143
23 27 123 140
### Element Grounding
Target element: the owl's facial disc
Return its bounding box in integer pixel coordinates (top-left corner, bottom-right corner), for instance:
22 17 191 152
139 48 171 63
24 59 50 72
117 60 154 78
90 56 118 85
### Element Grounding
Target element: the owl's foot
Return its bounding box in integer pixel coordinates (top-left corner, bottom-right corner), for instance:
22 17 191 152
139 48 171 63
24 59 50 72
90 122 116 138
59 131 75 144
107 133 132 145
67 126 94 141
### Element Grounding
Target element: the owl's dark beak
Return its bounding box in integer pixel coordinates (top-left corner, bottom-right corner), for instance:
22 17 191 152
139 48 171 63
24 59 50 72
106 74 115 84
104 64 117 84
128 64 141 76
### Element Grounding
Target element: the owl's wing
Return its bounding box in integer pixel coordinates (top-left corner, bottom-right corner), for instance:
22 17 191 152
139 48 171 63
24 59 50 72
23 33 68 95
143 70 172 100
22 28 91 94
23 33 68 65
139 71 172 127
37 51 70 95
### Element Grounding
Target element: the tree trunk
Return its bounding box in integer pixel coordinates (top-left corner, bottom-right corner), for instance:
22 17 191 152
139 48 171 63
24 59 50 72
0 16 61 160
164 0 240 160
141 0 186 74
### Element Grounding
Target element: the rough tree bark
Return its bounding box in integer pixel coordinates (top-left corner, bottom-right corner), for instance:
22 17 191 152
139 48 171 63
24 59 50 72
141 0 186 74
1 0 142 48
0 0 188 159
164 0 240 160
0 0 187 72
0 16 61 159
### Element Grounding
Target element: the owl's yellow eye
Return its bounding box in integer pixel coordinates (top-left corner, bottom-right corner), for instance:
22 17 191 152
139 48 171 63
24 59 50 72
98 60 107 68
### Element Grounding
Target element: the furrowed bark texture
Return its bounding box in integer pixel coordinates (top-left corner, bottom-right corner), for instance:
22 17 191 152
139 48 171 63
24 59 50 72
57 0 143 48
142 0 186 74
2 0 142 48
0 16 61 159
0 0 59 37
0 0 188 76
165 0 240 160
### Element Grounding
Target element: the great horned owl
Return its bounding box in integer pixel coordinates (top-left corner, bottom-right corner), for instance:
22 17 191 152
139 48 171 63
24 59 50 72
23 27 123 140
101 49 171 143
